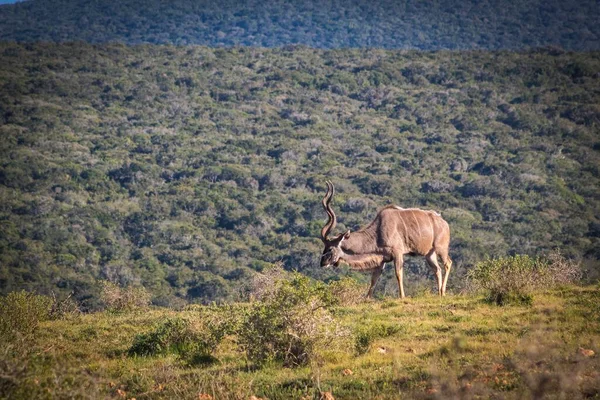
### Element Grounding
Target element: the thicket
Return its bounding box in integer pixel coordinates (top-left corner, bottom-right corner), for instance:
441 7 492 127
128 270 352 367
239 272 349 366
0 0 598 50
0 43 599 307
100 281 152 312
354 322 402 355
0 290 80 341
467 251 581 305
0 291 51 340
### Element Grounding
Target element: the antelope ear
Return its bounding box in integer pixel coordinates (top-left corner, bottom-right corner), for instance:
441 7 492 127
342 230 351 240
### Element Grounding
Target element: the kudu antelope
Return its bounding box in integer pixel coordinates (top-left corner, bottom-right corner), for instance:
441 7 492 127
319 181 452 298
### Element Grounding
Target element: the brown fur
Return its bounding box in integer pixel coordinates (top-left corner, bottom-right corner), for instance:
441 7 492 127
339 253 386 271
320 182 452 298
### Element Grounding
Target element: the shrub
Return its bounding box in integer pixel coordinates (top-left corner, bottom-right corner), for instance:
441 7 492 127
467 251 581 306
468 255 541 305
129 318 194 357
238 273 348 367
184 304 243 365
327 277 368 306
129 306 238 365
0 291 52 340
100 281 152 312
544 250 582 286
248 262 289 301
49 292 81 320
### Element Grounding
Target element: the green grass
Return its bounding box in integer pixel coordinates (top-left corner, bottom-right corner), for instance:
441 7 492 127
2 286 600 399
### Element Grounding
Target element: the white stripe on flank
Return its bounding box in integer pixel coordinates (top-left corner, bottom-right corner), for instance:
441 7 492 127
411 211 422 239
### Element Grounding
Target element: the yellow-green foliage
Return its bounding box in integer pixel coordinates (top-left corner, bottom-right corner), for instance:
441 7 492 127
328 277 369 306
128 317 197 357
239 273 348 367
129 305 241 366
468 252 581 305
0 291 51 340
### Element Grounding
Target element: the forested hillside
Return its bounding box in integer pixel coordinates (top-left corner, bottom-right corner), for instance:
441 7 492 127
0 43 599 308
0 0 599 50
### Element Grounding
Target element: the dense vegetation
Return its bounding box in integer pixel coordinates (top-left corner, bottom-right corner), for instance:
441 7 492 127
1 0 599 50
0 42 599 308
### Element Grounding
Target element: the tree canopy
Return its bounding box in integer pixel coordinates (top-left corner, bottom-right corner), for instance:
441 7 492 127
0 0 599 50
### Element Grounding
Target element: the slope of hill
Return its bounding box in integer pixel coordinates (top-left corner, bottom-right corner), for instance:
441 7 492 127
0 42 599 307
0 0 599 50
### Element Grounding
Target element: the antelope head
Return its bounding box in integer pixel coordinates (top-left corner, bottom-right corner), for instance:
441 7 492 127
320 181 350 268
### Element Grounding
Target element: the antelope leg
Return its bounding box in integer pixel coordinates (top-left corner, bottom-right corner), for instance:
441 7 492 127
366 265 384 298
425 250 443 296
394 253 405 298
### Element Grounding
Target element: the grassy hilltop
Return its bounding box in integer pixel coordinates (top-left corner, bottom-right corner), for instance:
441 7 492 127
1 43 599 307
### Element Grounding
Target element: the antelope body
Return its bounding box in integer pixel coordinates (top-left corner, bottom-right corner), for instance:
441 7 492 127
319 181 452 298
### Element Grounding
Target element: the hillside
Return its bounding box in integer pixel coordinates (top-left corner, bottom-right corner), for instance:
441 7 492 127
0 42 599 308
2 285 599 399
0 0 599 50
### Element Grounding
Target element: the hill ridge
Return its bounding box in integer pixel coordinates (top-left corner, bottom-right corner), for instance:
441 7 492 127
0 0 599 50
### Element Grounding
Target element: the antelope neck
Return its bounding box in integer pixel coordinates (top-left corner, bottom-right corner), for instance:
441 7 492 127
339 251 385 271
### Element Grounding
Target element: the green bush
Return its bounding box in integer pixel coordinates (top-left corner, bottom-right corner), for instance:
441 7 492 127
238 273 347 367
468 255 541 305
467 251 581 306
0 291 52 339
129 306 238 365
129 318 194 357
184 304 243 365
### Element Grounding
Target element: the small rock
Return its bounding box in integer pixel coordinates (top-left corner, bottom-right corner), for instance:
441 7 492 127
579 347 595 357
376 347 387 354
320 391 335 400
